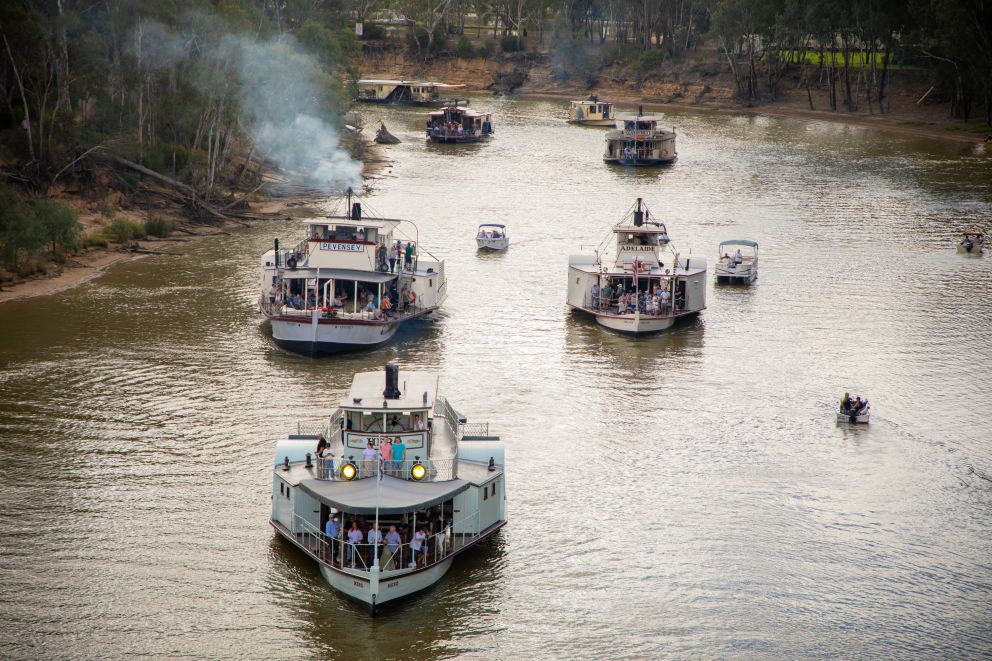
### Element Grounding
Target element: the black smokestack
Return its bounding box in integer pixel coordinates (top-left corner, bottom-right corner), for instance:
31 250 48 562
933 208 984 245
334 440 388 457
633 198 643 226
351 202 362 220
383 363 400 399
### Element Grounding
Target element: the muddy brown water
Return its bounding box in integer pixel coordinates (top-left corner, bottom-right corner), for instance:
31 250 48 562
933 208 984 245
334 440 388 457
1 98 991 658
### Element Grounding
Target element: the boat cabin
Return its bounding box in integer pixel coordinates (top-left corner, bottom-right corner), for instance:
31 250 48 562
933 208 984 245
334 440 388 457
426 106 493 138
356 79 465 105
568 99 614 123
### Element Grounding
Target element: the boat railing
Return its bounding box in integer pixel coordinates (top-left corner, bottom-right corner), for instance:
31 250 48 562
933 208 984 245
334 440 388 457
293 511 483 574
316 457 458 481
582 291 680 316
265 300 428 321
428 126 479 138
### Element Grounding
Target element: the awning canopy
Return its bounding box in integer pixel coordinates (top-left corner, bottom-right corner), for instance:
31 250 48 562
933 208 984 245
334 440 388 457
479 224 506 228
718 239 758 248
298 475 470 515
282 268 397 284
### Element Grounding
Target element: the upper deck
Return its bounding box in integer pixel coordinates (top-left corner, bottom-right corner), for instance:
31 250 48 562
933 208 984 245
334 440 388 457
606 113 676 141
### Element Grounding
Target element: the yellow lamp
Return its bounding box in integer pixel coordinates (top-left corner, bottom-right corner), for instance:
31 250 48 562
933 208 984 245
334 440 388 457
340 462 358 481
410 463 427 481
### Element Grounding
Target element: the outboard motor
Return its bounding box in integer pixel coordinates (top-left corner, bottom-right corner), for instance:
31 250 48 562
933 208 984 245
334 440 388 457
383 363 401 399
351 202 362 220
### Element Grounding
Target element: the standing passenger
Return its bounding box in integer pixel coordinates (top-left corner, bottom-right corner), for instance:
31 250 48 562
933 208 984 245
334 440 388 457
388 243 398 273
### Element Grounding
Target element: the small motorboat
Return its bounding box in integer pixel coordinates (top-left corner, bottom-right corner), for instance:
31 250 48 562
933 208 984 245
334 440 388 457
957 229 985 255
567 97 615 126
476 224 509 251
715 240 758 284
374 122 401 145
837 394 870 424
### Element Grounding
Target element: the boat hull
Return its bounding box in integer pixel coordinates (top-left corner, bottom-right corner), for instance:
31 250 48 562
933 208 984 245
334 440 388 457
715 265 757 283
427 133 488 143
267 316 401 355
477 238 509 251
319 558 455 612
837 411 870 424
957 242 984 255
567 118 615 126
570 305 699 336
603 156 678 166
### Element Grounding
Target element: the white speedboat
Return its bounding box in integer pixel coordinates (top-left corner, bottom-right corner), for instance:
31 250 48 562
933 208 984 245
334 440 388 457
258 191 447 355
715 240 759 284
566 198 707 336
476 224 509 251
603 108 677 166
957 229 984 255
837 395 870 424
567 97 615 126
270 364 506 614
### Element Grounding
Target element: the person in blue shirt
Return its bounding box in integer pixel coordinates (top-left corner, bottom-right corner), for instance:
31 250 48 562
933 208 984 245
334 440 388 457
325 516 340 564
391 438 406 475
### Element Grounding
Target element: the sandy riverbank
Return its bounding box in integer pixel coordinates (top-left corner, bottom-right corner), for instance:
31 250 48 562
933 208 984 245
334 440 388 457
0 138 390 305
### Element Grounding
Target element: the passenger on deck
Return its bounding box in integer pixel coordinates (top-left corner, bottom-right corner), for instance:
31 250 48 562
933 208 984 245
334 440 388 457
734 249 743 264
404 242 415 270
380 438 393 471
401 286 411 311
362 441 376 474
413 414 425 431
591 283 600 308
601 283 613 308
841 392 851 412
392 438 406 474
367 526 383 565
852 396 864 414
659 289 671 309
388 243 398 273
385 525 402 563
325 516 340 560
315 433 327 457
347 522 363 564
410 527 427 567
380 296 392 315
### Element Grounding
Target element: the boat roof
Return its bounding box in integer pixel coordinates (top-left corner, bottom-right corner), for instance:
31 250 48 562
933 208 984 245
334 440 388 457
428 106 488 116
963 229 984 236
719 239 758 248
342 370 438 410
479 223 506 228
303 217 402 229
571 99 611 105
284 268 396 283
615 113 665 121
614 223 668 234
357 79 464 88
298 475 470 515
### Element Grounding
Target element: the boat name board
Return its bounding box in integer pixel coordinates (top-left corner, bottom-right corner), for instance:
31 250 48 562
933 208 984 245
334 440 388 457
619 246 657 253
345 431 427 450
320 242 366 252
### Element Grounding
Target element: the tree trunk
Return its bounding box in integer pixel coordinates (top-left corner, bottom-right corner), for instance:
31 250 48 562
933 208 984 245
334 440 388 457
2 30 35 161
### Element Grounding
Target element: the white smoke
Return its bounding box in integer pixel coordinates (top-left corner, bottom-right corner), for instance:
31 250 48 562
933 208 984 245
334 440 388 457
131 14 362 192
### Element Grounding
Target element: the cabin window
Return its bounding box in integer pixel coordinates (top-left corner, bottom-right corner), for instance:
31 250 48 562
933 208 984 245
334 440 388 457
575 278 580 284
492 482 497 496
483 488 488 501
279 483 284 495
429 279 433 287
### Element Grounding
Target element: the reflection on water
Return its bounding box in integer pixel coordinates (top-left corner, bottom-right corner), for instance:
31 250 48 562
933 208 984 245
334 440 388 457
1 97 991 658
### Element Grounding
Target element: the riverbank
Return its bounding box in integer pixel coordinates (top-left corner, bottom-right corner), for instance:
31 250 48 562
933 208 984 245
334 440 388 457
361 48 992 147
0 135 390 305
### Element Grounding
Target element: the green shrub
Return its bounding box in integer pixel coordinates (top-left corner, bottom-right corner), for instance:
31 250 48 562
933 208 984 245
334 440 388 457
106 218 146 242
0 185 45 270
99 202 116 218
478 40 496 60
634 48 666 73
85 233 109 248
406 26 448 54
144 216 173 238
456 36 476 58
32 199 82 258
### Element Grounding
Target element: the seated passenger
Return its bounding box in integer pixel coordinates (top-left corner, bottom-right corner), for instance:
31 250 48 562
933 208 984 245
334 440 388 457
841 392 851 412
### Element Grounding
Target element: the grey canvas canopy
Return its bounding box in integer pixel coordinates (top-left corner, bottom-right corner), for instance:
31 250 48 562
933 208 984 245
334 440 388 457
718 240 758 248
298 475 470 514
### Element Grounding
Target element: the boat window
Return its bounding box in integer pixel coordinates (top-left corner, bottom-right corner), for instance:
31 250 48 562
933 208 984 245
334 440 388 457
491 482 497 496
279 482 284 495
483 488 488 501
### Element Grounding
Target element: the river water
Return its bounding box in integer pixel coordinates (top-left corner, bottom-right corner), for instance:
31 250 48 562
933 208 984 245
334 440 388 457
1 98 991 659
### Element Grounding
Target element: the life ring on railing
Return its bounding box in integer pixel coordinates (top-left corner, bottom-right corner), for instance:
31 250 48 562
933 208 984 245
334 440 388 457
286 256 298 270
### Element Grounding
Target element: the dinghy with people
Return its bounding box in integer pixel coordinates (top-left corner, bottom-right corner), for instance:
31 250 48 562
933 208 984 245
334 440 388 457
957 229 985 255
837 392 870 424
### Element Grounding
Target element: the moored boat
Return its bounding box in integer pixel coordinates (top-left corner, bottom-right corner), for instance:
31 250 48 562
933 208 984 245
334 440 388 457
426 106 494 143
356 79 466 107
476 224 509 251
957 229 985 255
270 363 506 614
566 198 706 336
603 109 677 166
258 191 447 355
837 393 870 424
715 240 759 284
567 97 615 126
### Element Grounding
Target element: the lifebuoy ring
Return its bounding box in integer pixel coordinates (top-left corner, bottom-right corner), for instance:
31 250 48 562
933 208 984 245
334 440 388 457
286 256 298 269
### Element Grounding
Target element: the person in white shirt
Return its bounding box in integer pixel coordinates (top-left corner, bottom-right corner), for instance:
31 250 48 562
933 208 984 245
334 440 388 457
346 523 363 565
362 441 376 476
367 527 383 566
410 527 427 567
734 248 743 264
412 414 426 431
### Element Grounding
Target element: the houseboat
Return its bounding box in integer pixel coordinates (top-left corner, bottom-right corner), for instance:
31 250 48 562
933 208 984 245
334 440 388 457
270 363 506 614
426 106 494 143
957 229 984 255
356 79 466 107
258 191 447 355
566 198 706 335
603 109 677 166
567 97 615 126
715 240 759 284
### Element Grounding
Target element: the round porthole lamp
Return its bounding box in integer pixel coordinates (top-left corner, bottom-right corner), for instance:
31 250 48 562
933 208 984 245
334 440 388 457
340 462 358 481
410 463 428 481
